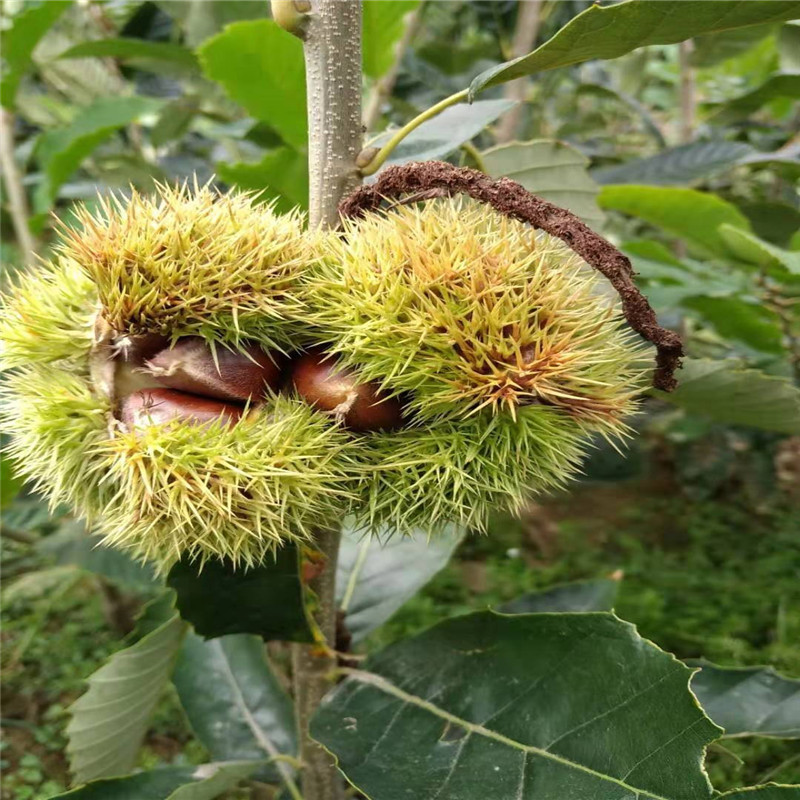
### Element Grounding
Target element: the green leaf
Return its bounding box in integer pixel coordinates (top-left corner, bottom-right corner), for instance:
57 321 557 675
1 0 72 108
167 547 312 643
0 452 24 510
692 24 777 67
158 1 267 48
682 296 784 354
719 225 800 275
33 95 163 217
718 786 800 799
691 662 800 739
470 0 800 97
709 73 800 123
377 99 515 168
49 761 260 799
199 20 306 149
362 1 419 79
658 358 800 435
217 146 309 213
312 612 721 800
740 202 800 247
151 98 199 148
779 22 800 70
173 633 297 783
67 595 187 783
592 141 758 186
56 39 199 73
481 139 604 227
336 521 463 643
499 578 620 614
38 527 157 591
598 185 751 258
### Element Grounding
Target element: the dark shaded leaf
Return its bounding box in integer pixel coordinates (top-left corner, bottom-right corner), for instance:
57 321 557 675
167 547 313 643
313 612 721 800
173 633 297 783
49 761 259 799
470 1 800 97
499 578 620 614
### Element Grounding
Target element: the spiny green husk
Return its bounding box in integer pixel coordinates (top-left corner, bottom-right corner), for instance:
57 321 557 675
306 198 647 436
350 405 589 534
0 257 97 371
2 365 354 568
59 182 313 351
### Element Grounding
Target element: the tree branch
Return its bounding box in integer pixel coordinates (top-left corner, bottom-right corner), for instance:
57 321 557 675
293 2 362 798
0 109 37 266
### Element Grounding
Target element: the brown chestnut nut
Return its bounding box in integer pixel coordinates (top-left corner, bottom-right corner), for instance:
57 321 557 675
145 338 282 402
290 349 403 432
119 388 243 430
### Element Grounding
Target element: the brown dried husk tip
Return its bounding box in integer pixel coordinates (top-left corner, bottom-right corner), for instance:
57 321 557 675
339 161 683 392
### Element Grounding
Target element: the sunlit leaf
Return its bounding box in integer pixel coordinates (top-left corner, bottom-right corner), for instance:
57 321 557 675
482 139 604 226
658 358 800 434
67 594 187 783
719 225 800 275
691 662 800 739
198 20 306 149
598 185 751 258
336 521 463 643
363 0 419 79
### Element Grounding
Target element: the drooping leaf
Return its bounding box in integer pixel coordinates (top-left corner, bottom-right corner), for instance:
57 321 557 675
682 296 784 354
167 547 312 643
217 147 309 213
49 761 260 800
598 185 751 258
592 141 758 186
718 786 800 799
657 358 800 435
1 0 72 108
33 96 163 217
336 521 463 643
377 99 515 169
469 1 800 97
481 139 604 226
709 73 800 123
499 578 620 614
312 612 721 800
56 39 199 73
719 225 800 275
38 526 157 591
173 633 297 783
362 0 419 79
198 20 306 149
691 662 800 739
67 594 187 784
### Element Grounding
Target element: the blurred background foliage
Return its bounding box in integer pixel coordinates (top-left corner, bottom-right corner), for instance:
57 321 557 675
1 1 798 797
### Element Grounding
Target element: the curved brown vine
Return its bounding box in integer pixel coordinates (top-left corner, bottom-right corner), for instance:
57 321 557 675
339 161 682 392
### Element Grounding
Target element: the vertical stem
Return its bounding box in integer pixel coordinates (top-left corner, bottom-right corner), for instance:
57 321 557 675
678 39 695 144
294 2 362 799
0 109 37 266
495 0 544 144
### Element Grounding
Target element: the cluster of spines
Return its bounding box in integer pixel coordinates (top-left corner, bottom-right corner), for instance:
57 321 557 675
57 181 313 352
306 198 647 437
